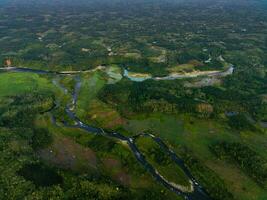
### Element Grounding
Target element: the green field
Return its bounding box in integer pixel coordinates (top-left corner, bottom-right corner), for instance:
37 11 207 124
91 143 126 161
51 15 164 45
75 71 126 130
0 0 267 199
135 136 191 190
0 72 56 97
76 72 106 117
124 114 184 145
125 113 267 200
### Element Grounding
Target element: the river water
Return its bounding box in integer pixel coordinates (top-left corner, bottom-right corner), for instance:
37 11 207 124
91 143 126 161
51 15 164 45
53 74 210 200
0 66 211 200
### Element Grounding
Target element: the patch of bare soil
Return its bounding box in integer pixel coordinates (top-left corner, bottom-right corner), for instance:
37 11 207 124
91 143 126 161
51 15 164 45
103 158 121 168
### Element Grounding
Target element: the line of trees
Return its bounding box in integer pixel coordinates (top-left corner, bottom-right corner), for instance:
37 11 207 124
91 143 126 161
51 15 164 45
210 141 267 187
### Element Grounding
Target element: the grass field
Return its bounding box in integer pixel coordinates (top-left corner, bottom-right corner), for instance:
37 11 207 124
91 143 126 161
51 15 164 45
76 72 106 117
76 71 125 130
124 113 184 146
125 113 267 200
0 72 57 97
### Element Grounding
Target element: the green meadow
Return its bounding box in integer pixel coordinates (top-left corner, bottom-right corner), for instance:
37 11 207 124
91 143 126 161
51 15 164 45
0 72 56 96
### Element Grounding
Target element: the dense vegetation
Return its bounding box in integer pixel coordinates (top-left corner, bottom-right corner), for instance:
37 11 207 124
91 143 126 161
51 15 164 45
211 142 267 187
181 149 234 200
0 0 266 199
0 74 179 200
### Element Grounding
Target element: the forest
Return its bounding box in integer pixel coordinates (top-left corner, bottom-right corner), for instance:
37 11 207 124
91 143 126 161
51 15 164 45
0 0 266 200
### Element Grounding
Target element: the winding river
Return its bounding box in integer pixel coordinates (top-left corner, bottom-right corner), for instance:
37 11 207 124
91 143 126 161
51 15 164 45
0 66 212 200
0 64 234 83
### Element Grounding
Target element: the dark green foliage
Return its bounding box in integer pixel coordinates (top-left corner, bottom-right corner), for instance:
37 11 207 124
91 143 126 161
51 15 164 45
0 94 159 200
0 94 54 150
17 164 62 187
181 149 234 200
31 128 53 150
0 93 54 128
211 142 267 187
87 135 116 152
99 79 199 115
196 60 224 71
132 188 171 200
147 146 171 166
227 114 255 131
0 0 266 199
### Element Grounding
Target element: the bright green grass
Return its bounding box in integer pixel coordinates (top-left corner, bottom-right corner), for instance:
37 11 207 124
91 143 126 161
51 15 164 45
126 112 267 161
0 72 56 96
124 113 184 146
76 72 106 117
126 113 267 200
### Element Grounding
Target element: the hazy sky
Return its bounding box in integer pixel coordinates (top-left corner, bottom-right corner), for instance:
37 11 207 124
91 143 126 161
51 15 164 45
0 0 265 10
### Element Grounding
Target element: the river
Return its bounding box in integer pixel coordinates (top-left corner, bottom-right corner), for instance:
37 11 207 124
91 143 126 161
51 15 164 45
0 64 234 83
0 66 211 200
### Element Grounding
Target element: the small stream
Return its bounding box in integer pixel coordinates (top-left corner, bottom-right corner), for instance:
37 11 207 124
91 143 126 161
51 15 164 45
55 75 211 200
0 66 211 200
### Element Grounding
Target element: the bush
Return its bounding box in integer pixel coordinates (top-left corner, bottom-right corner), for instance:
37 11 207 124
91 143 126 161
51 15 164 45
31 128 53 150
227 114 255 131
